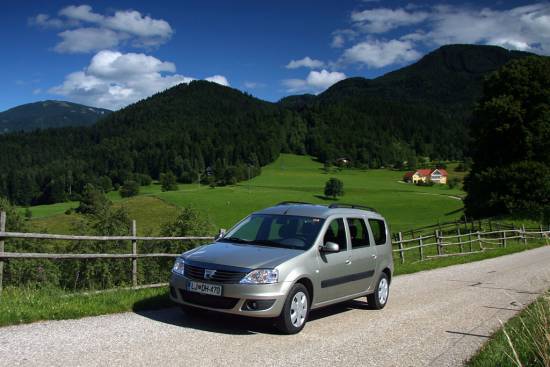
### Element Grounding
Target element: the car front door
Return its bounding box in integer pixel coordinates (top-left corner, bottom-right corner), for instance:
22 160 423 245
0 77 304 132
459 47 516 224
316 217 355 303
346 217 378 294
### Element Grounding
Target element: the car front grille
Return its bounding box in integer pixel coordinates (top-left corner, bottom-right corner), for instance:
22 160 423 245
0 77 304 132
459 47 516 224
179 290 239 309
184 264 247 283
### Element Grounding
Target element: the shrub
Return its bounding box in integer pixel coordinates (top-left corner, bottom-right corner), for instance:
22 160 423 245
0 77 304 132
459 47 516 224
119 180 140 198
160 171 178 191
447 177 461 189
324 178 344 199
76 184 110 215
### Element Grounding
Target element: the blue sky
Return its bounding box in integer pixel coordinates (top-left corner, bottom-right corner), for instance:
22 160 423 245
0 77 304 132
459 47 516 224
1 0 549 111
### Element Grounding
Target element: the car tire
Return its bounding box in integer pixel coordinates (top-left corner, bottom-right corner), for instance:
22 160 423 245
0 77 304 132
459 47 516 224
367 272 389 310
275 283 310 334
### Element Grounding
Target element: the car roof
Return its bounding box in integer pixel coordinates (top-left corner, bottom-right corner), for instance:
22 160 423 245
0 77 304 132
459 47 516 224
255 203 384 220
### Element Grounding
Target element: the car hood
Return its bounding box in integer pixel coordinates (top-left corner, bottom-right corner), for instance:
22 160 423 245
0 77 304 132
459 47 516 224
183 241 303 270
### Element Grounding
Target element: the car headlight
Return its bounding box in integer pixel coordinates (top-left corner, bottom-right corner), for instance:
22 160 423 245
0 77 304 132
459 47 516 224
240 269 279 284
172 257 185 275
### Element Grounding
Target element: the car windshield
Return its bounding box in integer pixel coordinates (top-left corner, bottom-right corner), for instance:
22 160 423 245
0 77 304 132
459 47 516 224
220 214 325 250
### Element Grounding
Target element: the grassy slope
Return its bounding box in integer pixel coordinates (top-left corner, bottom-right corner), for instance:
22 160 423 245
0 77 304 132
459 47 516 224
467 291 550 367
26 154 465 234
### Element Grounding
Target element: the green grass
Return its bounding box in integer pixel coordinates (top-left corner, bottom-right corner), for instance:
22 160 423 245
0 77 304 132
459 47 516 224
467 290 550 367
0 286 171 327
29 196 180 235
23 154 465 234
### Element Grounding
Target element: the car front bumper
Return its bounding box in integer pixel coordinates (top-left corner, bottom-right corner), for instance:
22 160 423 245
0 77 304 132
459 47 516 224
169 273 292 318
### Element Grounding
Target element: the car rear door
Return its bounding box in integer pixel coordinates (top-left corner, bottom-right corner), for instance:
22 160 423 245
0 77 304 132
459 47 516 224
346 217 378 294
316 217 355 303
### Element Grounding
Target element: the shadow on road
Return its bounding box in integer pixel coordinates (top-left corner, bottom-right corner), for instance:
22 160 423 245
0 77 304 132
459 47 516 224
133 298 371 335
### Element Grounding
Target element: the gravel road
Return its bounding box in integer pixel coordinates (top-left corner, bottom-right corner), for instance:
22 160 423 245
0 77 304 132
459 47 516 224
1 246 549 367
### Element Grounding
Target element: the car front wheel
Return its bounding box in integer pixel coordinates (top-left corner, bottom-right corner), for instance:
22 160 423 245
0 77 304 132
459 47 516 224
275 283 309 334
367 272 389 309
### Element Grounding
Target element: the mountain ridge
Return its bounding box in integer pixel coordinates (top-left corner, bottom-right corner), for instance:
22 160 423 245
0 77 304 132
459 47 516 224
0 100 111 133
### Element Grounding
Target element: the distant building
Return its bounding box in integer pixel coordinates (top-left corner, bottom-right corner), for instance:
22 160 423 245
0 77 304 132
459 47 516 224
335 157 351 167
403 168 448 184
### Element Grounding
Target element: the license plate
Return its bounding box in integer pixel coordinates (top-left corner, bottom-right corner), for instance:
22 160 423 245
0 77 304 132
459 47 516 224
186 281 222 296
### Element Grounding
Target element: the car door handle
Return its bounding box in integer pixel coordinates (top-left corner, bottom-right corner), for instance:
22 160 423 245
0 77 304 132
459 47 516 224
371 254 377 259
345 259 351 265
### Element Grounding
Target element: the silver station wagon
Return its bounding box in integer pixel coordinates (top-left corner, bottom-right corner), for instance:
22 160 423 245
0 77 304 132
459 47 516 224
169 202 394 334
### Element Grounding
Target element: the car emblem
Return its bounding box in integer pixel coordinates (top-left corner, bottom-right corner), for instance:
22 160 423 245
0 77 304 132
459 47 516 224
204 269 216 280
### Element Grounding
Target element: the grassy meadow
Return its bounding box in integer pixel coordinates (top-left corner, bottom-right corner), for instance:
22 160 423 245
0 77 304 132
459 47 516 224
24 154 465 235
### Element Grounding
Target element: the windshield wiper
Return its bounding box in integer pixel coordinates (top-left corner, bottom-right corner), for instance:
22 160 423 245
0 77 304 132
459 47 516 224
220 236 252 244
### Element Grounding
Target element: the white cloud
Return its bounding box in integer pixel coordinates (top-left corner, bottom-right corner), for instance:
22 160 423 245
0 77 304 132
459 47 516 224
243 81 264 89
50 50 229 109
59 5 103 23
418 4 550 53
55 28 121 53
103 10 172 39
50 51 193 110
286 56 325 69
283 69 346 93
205 75 230 86
28 13 65 28
331 3 550 70
30 4 173 53
340 39 421 68
331 34 346 48
351 8 428 33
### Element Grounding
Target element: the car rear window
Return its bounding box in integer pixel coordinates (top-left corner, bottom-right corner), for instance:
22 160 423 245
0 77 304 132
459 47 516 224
368 219 387 246
347 218 370 248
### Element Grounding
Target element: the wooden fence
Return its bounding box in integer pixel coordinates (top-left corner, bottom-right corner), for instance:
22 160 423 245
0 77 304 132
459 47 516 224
0 210 549 294
392 225 550 264
0 211 217 294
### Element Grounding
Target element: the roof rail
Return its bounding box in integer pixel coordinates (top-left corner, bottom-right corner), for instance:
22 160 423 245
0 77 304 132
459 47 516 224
328 203 378 212
276 201 313 206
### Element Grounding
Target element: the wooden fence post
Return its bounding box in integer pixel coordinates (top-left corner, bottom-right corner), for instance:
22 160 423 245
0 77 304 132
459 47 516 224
502 230 507 248
132 220 137 288
540 225 545 240
0 211 5 296
435 230 442 256
418 236 424 261
398 232 405 264
521 224 527 245
477 231 482 250
457 227 463 253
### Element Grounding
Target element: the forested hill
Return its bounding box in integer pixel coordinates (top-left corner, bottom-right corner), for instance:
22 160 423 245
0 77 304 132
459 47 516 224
0 44 538 206
281 44 533 165
0 81 305 205
0 100 111 133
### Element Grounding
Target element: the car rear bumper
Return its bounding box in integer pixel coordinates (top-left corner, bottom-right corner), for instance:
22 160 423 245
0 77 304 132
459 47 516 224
169 273 291 318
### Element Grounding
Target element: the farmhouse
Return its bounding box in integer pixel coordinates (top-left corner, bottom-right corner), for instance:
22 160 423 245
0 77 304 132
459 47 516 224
403 168 448 184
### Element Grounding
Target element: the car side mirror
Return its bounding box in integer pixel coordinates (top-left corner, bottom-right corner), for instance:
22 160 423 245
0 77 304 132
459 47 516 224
321 241 339 253
215 228 226 241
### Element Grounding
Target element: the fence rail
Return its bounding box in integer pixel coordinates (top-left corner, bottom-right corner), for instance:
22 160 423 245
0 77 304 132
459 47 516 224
0 211 217 294
392 226 549 264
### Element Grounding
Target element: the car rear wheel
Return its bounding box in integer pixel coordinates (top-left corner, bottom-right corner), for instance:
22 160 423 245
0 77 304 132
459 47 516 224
367 272 389 309
275 283 309 334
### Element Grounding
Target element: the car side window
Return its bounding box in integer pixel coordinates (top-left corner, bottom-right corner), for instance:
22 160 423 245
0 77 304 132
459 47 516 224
347 218 370 248
323 218 347 252
368 219 387 246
